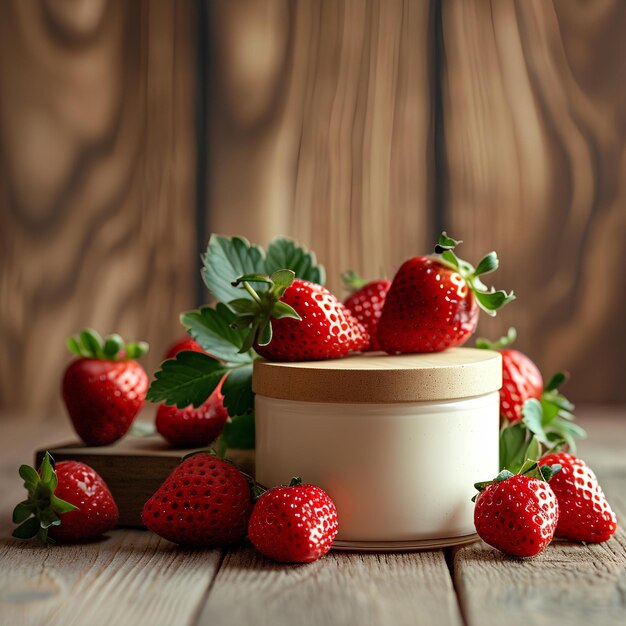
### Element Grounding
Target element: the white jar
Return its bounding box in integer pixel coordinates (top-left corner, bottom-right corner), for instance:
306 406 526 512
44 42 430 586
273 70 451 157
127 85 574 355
253 348 501 551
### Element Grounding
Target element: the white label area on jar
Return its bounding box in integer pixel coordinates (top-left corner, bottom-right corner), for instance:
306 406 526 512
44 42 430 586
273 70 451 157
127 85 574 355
255 392 499 542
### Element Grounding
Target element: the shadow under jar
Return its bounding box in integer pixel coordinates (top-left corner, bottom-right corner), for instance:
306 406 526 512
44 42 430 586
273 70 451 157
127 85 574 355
252 348 502 551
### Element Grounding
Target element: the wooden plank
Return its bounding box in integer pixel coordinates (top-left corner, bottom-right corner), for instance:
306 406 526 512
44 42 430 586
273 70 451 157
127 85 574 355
197 546 463 626
452 409 626 626
206 0 435 296
0 0 198 414
440 0 626 402
0 531 223 626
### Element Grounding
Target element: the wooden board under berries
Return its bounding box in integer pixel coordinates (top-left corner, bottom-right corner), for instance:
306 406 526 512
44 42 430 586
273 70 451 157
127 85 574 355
36 437 255 527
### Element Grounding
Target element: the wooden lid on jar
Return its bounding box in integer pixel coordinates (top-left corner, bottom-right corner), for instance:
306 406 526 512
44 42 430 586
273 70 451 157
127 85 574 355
252 348 502 403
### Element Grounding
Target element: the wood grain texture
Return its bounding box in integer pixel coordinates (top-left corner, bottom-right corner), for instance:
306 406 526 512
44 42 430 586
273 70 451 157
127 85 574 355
207 0 435 296
441 0 626 402
0 532 223 626
452 407 626 626
0 0 198 413
198 546 463 626
0 409 625 626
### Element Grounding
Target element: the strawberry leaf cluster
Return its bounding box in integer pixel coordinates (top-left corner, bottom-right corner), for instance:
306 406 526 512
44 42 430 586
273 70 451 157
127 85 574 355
147 236 325 452
67 328 148 361
500 375 586 472
12 453 78 543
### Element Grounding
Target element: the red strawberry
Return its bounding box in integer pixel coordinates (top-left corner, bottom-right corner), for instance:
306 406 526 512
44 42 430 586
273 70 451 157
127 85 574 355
62 329 149 446
248 478 338 563
142 452 253 547
476 328 543 424
342 271 391 351
230 270 368 361
164 336 205 360
156 378 228 447
539 453 617 543
377 233 514 354
473 467 560 558
12 452 118 543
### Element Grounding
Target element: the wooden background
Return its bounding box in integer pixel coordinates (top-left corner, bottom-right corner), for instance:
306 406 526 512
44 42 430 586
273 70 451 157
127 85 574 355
0 0 624 413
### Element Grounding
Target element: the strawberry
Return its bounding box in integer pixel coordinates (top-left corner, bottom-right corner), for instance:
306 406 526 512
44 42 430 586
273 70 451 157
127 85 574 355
473 465 561 558
248 478 338 563
62 329 149 446
342 271 391 351
156 379 228 447
476 328 543 424
158 336 228 447
142 452 253 547
229 270 369 361
164 336 205 360
377 233 514 354
12 452 118 543
539 453 617 543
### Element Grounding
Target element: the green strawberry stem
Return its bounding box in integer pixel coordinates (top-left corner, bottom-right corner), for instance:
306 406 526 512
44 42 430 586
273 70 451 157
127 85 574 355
434 232 515 316
67 328 149 361
12 452 78 543
229 270 302 352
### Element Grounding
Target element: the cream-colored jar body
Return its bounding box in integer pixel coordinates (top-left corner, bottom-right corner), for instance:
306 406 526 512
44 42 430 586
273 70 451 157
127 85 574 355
255 392 499 543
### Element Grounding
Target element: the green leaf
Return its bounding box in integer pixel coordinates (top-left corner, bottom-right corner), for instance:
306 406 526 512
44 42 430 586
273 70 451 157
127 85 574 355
50 495 79 514
103 334 124 357
525 436 541 464
221 412 255 450
539 463 562 482
202 235 267 304
522 399 551 446
499 424 527 472
226 298 260 316
257 321 273 346
12 501 34 524
440 250 460 270
545 372 567 392
473 251 499 277
473 289 517 316
67 336 83 357
125 342 149 359
221 365 255 416
19 464 39 489
265 237 325 285
435 232 462 252
147 351 230 409
272 301 301 320
270 269 296 290
39 453 54 485
12 516 41 539
181 304 255 364
476 327 517 351
80 329 103 358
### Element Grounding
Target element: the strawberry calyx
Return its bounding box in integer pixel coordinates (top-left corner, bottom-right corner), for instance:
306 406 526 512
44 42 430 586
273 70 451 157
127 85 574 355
475 327 517 350
341 270 368 293
472 462 561 502
12 452 78 543
67 328 149 361
434 232 515 317
229 270 302 353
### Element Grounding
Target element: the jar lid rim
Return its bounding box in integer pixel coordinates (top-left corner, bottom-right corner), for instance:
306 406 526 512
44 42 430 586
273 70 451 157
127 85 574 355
252 348 502 403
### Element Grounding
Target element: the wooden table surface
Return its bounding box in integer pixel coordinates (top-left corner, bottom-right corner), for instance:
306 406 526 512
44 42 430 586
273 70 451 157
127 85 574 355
1 408 625 626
